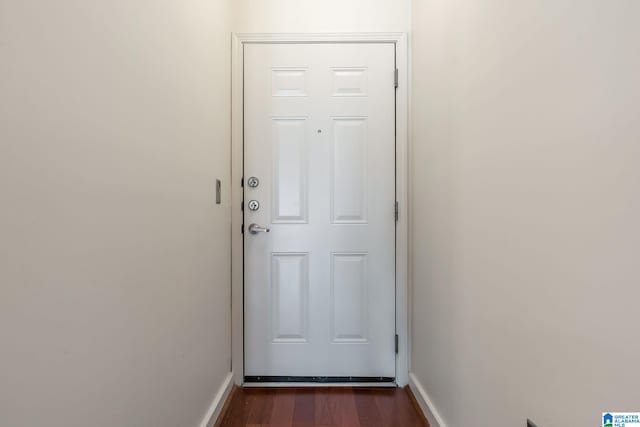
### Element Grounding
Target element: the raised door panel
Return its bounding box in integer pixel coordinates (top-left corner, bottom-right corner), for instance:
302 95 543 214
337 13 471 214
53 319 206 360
331 253 368 343
331 67 368 97
272 68 308 97
271 253 309 343
272 118 308 223
331 118 368 223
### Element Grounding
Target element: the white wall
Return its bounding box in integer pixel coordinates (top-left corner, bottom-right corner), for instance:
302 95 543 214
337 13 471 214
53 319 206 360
233 0 411 33
410 1 640 426
0 1 231 426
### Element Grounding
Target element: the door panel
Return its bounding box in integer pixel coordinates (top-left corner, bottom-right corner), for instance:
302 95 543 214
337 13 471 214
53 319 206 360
272 118 308 223
331 253 368 343
271 253 309 343
331 117 368 223
244 43 396 379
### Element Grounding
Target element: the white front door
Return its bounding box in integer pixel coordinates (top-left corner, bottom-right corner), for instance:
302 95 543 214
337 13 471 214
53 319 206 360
244 43 396 380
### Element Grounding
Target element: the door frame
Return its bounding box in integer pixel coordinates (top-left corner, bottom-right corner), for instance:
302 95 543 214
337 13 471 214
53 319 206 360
231 32 410 386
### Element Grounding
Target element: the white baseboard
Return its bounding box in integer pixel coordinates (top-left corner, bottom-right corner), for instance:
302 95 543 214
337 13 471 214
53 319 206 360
199 372 234 427
408 373 447 427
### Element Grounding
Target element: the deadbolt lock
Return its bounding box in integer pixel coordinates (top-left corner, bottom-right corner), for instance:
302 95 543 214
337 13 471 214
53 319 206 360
248 200 260 211
247 176 260 188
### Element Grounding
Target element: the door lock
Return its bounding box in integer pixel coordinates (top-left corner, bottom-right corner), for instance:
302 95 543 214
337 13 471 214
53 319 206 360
248 200 260 211
247 176 260 188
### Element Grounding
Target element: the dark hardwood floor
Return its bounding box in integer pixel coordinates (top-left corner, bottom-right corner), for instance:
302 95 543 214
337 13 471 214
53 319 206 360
217 386 429 427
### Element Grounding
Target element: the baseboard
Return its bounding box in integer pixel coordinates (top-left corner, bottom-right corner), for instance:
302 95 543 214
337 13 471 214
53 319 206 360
408 373 448 427
199 372 234 427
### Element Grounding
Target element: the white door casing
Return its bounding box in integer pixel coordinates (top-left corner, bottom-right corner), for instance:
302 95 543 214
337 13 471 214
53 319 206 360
243 43 396 379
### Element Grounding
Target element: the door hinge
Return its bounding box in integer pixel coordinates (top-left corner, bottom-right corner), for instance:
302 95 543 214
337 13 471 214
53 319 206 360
394 68 399 89
241 201 244 211
241 177 244 187
395 201 399 222
395 334 399 354
241 224 244 234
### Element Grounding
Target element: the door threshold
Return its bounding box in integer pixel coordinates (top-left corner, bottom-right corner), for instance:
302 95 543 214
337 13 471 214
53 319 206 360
243 382 398 388
245 376 395 383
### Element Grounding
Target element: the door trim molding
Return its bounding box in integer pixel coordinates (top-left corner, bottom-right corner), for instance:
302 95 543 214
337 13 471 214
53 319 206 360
231 32 410 386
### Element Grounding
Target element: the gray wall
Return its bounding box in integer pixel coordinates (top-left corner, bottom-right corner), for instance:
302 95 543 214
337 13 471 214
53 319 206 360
0 1 232 426
410 1 640 426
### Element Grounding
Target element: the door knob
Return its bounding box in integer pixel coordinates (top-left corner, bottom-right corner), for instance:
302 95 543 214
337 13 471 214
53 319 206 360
248 223 270 234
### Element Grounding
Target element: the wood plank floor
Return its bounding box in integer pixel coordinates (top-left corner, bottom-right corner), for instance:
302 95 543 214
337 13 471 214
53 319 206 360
217 386 429 427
